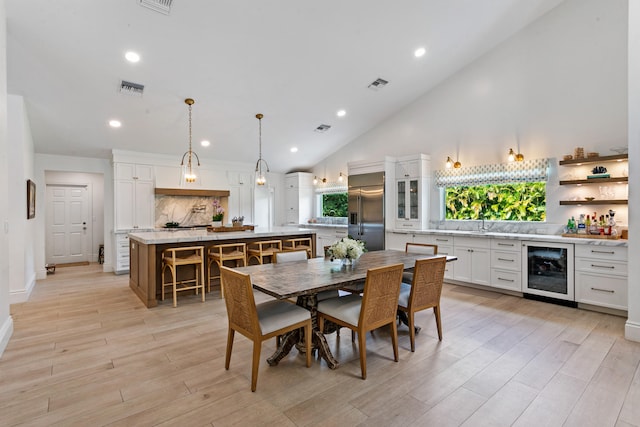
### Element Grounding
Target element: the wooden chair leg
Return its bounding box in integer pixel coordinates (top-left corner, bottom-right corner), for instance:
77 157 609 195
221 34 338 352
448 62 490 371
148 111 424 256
171 266 178 308
352 330 356 342
408 310 416 352
225 328 235 370
251 339 262 392
434 305 443 341
358 329 367 380
391 321 399 362
200 261 205 302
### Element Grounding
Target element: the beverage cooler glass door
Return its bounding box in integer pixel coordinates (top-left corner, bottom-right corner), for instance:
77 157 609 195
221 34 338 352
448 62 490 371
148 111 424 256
522 241 574 301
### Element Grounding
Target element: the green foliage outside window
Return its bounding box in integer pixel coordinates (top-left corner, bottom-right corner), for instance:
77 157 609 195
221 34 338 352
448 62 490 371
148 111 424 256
322 193 348 217
445 182 546 221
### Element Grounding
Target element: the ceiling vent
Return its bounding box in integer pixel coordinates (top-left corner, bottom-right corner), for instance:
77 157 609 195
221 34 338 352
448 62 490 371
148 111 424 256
139 0 172 15
119 80 144 97
315 124 331 133
367 78 389 91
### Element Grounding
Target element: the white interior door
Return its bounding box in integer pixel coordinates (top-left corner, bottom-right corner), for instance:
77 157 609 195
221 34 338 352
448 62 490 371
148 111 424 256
46 185 90 265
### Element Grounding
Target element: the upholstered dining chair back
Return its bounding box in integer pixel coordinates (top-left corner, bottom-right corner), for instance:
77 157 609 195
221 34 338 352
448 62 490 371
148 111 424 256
274 249 308 263
405 242 438 255
359 263 406 330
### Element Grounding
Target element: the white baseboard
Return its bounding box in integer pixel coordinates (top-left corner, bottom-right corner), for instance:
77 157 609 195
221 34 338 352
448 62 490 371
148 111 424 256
0 315 14 358
10 273 36 304
625 321 640 343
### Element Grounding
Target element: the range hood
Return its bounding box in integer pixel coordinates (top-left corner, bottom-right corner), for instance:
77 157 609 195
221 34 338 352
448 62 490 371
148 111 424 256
154 188 230 197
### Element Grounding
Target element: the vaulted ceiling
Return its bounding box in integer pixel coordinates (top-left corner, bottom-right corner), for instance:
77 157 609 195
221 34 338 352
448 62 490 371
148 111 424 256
6 0 565 172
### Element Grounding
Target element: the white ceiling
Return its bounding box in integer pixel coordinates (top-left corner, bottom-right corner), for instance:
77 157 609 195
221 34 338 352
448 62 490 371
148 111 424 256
6 0 565 173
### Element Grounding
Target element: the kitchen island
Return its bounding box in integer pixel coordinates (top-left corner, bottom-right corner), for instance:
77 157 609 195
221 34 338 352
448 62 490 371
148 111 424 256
127 227 316 307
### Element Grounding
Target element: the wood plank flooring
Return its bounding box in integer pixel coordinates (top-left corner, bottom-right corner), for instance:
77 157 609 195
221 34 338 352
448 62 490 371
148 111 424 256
1 264 639 426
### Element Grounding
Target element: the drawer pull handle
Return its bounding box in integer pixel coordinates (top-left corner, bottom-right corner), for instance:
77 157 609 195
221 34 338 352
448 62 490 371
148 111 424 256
591 250 615 254
497 258 514 262
497 243 514 247
436 239 448 242
591 287 615 293
591 264 615 269
498 277 515 282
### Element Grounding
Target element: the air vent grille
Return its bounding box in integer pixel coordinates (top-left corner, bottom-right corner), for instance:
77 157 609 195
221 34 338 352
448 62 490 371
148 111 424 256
368 78 389 91
120 80 144 97
315 124 331 133
139 0 172 15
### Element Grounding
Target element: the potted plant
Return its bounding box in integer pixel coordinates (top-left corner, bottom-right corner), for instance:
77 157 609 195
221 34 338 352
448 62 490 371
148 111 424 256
212 199 224 227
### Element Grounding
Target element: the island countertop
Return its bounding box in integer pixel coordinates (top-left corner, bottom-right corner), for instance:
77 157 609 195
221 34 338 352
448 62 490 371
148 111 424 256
128 226 316 245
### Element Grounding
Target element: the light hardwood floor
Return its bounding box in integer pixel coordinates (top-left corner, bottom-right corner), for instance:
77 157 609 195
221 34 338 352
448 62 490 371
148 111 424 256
1 264 639 426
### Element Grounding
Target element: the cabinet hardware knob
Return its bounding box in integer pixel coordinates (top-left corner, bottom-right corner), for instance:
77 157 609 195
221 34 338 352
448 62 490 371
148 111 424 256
591 287 615 293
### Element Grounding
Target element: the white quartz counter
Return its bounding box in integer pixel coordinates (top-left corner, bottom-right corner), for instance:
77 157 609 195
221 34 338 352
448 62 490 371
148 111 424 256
389 229 628 247
128 226 316 245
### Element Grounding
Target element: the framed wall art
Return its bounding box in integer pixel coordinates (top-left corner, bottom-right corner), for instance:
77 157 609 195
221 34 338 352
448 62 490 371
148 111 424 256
27 179 36 219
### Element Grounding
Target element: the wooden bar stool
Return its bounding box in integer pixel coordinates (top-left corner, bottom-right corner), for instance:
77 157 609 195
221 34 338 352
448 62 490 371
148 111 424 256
247 240 282 265
161 246 205 307
208 242 247 297
283 237 313 258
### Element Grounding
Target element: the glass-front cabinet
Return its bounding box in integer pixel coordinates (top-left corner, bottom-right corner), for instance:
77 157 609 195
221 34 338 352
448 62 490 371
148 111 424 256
394 154 430 230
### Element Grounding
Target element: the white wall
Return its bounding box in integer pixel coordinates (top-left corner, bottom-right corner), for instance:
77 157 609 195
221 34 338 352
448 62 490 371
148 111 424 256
34 154 113 274
626 0 639 342
7 95 36 303
314 0 628 229
0 0 12 357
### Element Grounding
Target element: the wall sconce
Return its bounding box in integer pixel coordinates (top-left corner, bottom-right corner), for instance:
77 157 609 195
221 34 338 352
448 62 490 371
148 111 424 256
508 148 524 162
338 172 345 183
313 176 318 185
446 156 461 168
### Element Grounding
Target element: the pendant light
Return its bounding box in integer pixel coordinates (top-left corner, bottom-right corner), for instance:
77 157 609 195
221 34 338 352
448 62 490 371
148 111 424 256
180 98 200 185
255 113 270 185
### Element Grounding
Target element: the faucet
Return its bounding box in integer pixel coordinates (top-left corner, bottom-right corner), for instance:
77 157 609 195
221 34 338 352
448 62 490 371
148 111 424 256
479 206 488 232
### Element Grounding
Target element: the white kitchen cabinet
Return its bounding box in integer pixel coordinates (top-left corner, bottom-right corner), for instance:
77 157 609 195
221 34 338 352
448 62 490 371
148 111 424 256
575 245 627 310
453 236 490 286
284 172 314 225
386 231 413 251
314 227 348 257
114 163 154 230
227 171 253 224
394 154 430 230
114 233 130 274
490 238 521 291
413 234 454 280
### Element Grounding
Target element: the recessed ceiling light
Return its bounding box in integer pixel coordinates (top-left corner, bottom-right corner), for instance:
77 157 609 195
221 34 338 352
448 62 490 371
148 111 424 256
290 147 298 153
200 140 210 147
336 110 346 117
125 51 140 63
414 47 426 58
109 120 121 128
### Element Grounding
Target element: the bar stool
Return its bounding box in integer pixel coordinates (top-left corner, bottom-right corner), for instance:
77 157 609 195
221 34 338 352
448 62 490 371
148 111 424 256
247 240 282 265
208 242 247 297
161 246 205 307
283 237 313 258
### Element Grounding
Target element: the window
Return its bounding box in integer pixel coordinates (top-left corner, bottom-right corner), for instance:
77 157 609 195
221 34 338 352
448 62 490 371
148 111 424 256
435 158 549 222
445 182 546 221
318 192 348 217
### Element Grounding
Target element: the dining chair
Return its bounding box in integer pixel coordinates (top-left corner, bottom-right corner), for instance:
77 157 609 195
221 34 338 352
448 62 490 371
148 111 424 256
160 246 205 307
220 266 312 392
403 242 438 283
316 263 405 379
398 256 447 351
274 249 309 263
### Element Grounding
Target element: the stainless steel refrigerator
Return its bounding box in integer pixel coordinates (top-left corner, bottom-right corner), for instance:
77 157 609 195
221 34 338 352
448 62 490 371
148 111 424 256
348 172 385 251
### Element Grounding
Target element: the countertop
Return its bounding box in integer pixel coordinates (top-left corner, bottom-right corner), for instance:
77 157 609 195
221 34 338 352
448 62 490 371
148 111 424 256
297 223 348 229
128 226 316 245
389 228 628 247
